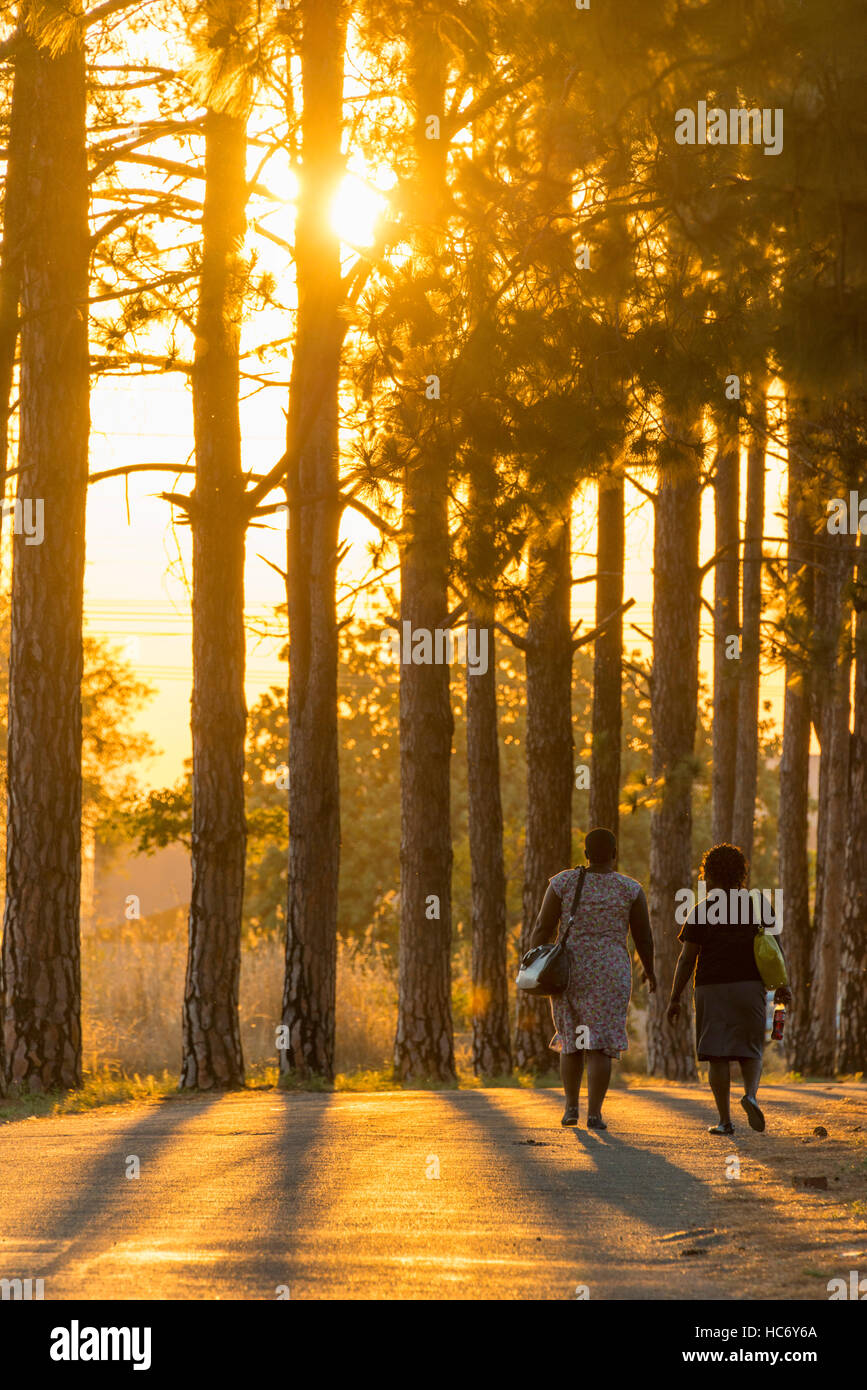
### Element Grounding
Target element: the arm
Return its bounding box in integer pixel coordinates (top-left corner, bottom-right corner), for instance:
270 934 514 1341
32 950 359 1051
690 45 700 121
667 941 700 1023
628 887 656 992
528 884 562 949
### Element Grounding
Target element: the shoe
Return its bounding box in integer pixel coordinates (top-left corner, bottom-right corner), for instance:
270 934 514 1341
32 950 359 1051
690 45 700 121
587 1114 607 1130
708 1122 735 1135
561 1106 579 1126
740 1095 766 1132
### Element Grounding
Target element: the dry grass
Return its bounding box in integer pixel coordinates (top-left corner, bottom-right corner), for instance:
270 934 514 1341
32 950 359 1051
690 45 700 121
20 910 796 1103
80 910 398 1079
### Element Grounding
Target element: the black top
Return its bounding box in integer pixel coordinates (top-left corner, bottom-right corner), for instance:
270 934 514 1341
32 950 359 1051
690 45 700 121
678 898 766 987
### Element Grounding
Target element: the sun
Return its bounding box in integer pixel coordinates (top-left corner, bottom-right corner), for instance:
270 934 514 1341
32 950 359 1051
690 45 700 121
329 170 391 248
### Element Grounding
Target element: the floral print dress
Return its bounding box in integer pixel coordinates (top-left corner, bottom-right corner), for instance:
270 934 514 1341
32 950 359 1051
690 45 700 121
548 868 642 1058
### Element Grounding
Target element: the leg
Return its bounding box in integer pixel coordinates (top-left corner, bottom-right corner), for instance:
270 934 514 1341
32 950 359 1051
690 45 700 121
737 1054 766 1131
738 1055 762 1100
707 1059 732 1124
586 1049 611 1119
561 1050 584 1109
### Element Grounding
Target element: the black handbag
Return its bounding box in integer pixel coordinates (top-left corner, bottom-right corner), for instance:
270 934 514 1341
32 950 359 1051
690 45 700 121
516 867 587 997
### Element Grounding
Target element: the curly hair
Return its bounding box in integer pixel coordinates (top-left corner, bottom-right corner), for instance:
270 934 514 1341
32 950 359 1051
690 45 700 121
700 842 748 890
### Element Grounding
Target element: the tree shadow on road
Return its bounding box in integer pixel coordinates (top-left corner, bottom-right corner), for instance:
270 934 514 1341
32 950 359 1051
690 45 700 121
437 1089 712 1237
629 1082 866 1199
14 1092 229 1281
1 1090 336 1296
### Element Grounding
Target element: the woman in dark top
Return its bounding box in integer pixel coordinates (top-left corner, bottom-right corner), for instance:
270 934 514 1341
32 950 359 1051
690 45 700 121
666 843 791 1135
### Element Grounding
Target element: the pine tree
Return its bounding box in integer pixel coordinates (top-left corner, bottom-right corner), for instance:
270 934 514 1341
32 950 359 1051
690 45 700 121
2 0 90 1091
280 0 348 1080
180 2 259 1090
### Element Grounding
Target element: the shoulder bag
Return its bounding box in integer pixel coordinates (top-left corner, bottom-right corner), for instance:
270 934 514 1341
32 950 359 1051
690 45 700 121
516 867 587 997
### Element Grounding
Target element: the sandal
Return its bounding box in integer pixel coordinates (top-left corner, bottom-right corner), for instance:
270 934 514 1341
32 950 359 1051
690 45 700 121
587 1114 607 1130
561 1105 579 1126
707 1122 735 1135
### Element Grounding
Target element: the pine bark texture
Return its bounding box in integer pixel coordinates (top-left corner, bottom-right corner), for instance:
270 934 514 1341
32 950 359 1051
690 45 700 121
731 394 766 864
779 434 814 1072
838 541 867 1073
465 469 510 1076
514 516 573 1071
281 0 346 1080
589 474 624 837
393 17 456 1083
394 451 455 1080
0 42 31 526
181 105 248 1090
711 403 740 846
646 448 701 1079
2 6 89 1092
806 525 855 1074
467 615 511 1076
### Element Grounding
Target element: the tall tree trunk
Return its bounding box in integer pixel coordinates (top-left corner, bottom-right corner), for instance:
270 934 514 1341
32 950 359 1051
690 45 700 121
514 513 574 1070
805 524 855 1074
467 613 511 1076
465 471 510 1077
711 401 740 846
779 414 815 1072
589 473 624 836
731 388 767 864
838 532 867 1073
646 434 701 1079
0 41 31 535
2 3 89 1092
394 451 455 1081
181 98 248 1090
392 14 456 1082
280 0 346 1079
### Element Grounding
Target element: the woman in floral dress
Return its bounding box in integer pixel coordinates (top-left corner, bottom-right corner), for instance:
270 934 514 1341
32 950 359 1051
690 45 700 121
528 827 656 1128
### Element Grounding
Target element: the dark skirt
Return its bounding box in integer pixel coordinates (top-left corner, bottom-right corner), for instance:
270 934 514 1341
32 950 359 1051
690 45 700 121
694 980 767 1061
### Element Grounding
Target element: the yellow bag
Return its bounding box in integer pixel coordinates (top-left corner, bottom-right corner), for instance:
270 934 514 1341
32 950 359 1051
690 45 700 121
754 926 787 990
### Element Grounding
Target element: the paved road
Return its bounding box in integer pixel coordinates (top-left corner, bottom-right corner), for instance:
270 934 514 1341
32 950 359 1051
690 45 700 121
1 1084 865 1300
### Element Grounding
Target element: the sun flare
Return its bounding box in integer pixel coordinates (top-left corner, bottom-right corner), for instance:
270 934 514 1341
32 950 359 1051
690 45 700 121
329 172 388 248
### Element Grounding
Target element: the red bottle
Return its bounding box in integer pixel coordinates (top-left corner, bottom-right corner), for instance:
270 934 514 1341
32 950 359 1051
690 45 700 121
771 1004 786 1041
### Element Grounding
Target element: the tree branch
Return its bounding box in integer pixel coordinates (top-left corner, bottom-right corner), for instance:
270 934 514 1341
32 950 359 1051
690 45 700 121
494 620 528 652
572 597 636 650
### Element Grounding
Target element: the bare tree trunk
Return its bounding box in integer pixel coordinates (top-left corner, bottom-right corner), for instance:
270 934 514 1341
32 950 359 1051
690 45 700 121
0 20 31 1093
393 14 455 1082
465 471 511 1077
2 4 89 1092
281 0 346 1079
467 614 511 1076
732 388 766 864
646 435 701 1079
394 452 455 1081
838 534 867 1073
806 526 855 1074
0 41 31 530
711 402 740 846
780 418 815 1072
589 474 624 836
181 100 248 1090
514 514 573 1070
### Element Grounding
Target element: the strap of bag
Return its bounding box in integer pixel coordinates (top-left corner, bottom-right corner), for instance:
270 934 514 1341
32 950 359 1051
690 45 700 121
559 866 587 946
